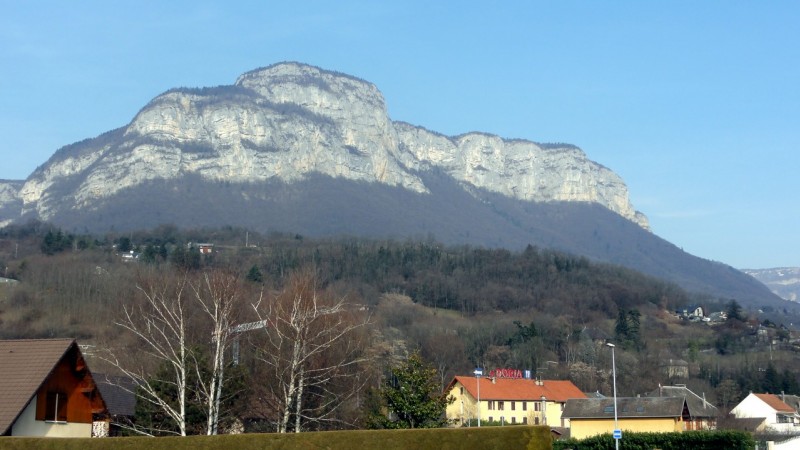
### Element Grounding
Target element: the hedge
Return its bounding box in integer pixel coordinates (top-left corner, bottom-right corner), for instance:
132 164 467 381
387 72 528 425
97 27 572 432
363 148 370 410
552 430 755 450
0 426 552 450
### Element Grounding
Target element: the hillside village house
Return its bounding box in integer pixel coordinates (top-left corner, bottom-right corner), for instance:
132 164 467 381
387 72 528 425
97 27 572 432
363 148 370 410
563 396 716 439
445 373 586 427
730 393 800 432
644 384 718 430
0 339 108 437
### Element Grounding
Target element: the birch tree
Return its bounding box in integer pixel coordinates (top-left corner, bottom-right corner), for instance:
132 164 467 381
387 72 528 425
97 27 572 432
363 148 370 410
252 269 370 432
102 271 192 436
190 270 240 435
101 269 243 436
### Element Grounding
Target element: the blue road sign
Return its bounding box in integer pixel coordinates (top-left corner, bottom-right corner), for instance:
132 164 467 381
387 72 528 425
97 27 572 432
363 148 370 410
613 429 622 439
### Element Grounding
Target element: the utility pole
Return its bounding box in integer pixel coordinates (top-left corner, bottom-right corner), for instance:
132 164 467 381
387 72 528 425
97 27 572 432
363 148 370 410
473 367 483 427
607 342 620 450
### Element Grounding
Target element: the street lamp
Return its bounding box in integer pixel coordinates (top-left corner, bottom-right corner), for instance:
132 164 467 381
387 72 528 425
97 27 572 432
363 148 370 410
473 367 483 427
606 342 619 450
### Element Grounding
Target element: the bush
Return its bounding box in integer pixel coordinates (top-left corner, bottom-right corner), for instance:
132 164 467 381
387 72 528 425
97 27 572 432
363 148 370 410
0 426 551 450
553 430 755 450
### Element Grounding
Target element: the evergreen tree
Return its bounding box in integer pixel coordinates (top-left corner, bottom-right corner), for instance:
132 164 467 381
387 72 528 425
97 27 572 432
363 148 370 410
245 264 263 283
614 309 629 342
726 300 745 322
370 351 453 429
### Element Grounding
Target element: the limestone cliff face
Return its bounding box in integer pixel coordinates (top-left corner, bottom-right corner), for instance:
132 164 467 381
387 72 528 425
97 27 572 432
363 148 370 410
0 181 22 228
12 62 648 229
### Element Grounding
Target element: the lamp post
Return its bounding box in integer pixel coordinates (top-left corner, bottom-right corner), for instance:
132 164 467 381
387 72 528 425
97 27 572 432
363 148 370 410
606 342 619 450
473 367 483 427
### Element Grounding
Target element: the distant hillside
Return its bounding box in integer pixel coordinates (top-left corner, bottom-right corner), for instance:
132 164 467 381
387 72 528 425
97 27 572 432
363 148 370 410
29 171 788 311
744 268 800 303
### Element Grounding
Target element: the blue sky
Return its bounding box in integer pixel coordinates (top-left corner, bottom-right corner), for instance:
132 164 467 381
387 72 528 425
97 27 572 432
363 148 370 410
1 1 798 269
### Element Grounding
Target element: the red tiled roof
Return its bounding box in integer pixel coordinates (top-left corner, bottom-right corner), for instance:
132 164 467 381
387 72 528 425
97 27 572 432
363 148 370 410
754 393 796 413
0 338 76 435
449 376 587 402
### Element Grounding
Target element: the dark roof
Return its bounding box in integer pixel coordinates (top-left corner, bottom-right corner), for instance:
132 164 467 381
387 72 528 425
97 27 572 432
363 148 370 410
644 385 718 418
563 397 686 419
95 374 137 417
780 394 800 412
726 417 767 432
0 338 77 434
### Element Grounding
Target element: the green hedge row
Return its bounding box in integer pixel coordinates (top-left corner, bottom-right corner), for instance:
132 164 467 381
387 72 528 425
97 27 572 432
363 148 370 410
553 430 755 450
1 426 552 450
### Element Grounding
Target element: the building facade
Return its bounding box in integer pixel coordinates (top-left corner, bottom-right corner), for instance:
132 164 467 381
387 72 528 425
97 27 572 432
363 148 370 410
730 393 800 432
563 396 713 439
445 375 585 427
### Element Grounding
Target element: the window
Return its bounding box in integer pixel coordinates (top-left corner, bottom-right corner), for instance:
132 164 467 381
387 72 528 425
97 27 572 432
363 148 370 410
498 401 504 411
512 417 517 424
45 392 68 422
603 406 615 414
522 401 527 411
488 416 493 423
534 402 541 412
488 401 495 410
460 387 464 395
523 417 528 424
511 401 516 411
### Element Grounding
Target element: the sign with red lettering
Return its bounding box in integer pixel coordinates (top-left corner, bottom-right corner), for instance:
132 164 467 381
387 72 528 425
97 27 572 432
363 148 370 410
489 368 523 379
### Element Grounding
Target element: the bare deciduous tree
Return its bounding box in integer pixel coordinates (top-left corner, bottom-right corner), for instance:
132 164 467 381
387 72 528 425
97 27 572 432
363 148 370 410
252 269 370 433
190 270 240 435
101 269 243 436
102 270 192 436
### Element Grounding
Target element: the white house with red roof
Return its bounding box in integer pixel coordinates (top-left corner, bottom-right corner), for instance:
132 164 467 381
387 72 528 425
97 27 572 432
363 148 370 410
445 374 586 427
730 393 800 432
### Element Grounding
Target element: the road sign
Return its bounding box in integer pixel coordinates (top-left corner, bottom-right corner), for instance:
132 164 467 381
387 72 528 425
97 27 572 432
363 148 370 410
474 368 483 376
613 429 622 440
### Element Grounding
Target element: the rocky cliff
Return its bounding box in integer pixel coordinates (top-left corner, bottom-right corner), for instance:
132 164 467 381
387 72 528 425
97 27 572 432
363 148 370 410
2 62 790 308
745 268 800 302
11 62 648 230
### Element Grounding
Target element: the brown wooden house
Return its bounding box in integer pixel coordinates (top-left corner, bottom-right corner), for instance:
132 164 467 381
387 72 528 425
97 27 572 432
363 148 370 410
0 339 109 437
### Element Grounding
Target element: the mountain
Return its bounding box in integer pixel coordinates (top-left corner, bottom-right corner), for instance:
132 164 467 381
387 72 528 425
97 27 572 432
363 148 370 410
0 62 787 309
744 268 800 303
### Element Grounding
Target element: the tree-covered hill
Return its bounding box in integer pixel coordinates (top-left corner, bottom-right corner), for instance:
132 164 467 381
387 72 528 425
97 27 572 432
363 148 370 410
1 222 798 430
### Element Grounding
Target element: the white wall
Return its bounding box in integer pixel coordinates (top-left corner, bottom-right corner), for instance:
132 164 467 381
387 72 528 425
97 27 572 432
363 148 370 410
10 395 92 437
731 393 796 433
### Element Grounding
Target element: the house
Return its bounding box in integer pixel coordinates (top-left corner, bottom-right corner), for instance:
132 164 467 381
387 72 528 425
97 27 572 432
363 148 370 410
0 339 108 437
659 359 689 379
188 242 215 254
445 375 586 427
730 393 800 432
676 305 705 320
643 384 717 430
563 396 711 439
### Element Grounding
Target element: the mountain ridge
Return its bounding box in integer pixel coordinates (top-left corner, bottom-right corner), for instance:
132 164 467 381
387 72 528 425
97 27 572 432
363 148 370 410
0 62 785 308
